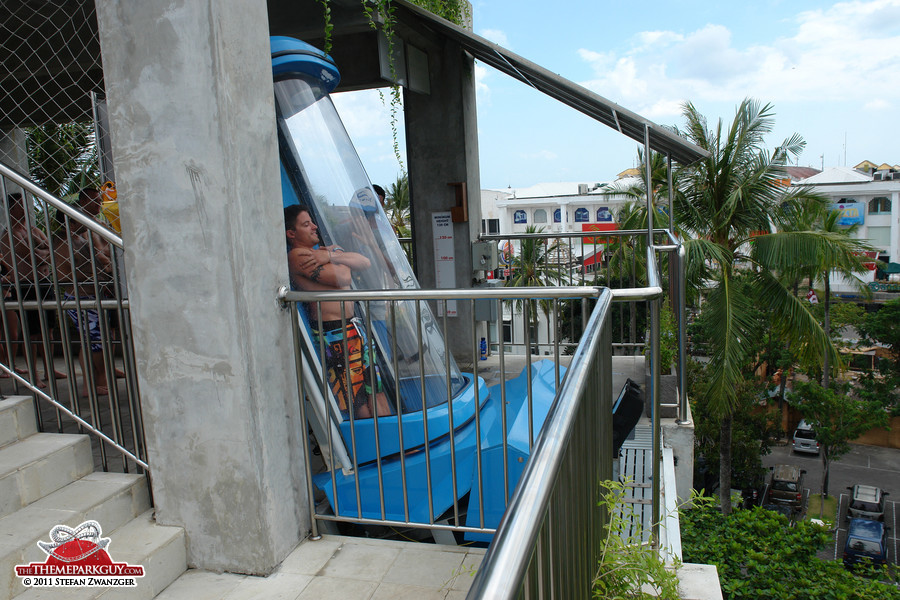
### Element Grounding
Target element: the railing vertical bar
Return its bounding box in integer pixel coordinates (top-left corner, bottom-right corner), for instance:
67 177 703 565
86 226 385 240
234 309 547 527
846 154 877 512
416 300 435 524
644 124 653 247
524 300 534 448
338 308 363 519
364 302 387 521
649 250 662 547
57 217 86 429
471 298 486 529
676 245 690 424
445 298 459 525
32 197 63 425
290 304 320 540
391 301 411 523
317 310 342 519
552 299 560 387
499 301 510 504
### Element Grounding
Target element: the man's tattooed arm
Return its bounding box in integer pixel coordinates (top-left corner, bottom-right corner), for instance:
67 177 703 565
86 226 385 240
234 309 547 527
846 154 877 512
310 263 325 283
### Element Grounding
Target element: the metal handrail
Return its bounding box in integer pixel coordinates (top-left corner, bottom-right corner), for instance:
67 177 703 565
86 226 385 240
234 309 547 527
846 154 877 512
0 160 146 475
466 288 613 598
0 367 148 469
479 227 676 243
279 285 603 303
0 162 123 248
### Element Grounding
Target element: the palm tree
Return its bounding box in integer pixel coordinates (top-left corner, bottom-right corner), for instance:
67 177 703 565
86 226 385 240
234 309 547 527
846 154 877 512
385 174 411 237
505 226 565 353
808 209 873 387
674 98 841 514
26 122 99 199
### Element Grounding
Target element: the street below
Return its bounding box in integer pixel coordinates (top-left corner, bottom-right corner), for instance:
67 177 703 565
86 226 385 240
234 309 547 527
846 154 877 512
762 442 899 565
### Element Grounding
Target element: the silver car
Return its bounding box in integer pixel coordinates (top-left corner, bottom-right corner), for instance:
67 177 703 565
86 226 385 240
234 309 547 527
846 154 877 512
847 484 888 521
792 420 819 455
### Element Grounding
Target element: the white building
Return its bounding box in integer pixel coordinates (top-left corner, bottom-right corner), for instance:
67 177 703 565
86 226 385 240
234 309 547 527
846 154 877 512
479 180 637 354
795 162 900 294
481 181 622 238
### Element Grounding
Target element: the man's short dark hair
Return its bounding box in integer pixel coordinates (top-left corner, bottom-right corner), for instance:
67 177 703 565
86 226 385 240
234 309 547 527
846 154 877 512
372 184 385 199
284 204 312 231
78 188 101 205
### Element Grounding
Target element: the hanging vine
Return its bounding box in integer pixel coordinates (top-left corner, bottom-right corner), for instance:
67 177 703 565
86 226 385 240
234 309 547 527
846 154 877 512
317 0 334 55
317 0 471 174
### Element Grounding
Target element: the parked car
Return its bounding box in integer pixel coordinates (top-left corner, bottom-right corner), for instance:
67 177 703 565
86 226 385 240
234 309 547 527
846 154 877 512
847 484 889 521
843 518 888 568
768 464 806 510
792 419 819 455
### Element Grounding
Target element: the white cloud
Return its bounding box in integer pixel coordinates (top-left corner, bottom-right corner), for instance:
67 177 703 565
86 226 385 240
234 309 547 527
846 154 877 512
635 30 683 47
479 28 510 48
864 98 891 110
475 63 491 104
576 0 900 113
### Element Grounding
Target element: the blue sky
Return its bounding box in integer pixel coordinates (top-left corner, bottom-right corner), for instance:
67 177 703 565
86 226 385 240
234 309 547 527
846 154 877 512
333 0 900 190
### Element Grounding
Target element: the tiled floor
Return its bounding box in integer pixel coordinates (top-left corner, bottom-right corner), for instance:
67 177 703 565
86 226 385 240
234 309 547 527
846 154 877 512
155 535 484 600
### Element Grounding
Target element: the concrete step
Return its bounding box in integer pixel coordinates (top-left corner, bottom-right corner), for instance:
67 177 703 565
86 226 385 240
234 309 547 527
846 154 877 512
0 471 152 598
13 509 186 600
0 433 93 519
0 397 38 449
101 510 187 600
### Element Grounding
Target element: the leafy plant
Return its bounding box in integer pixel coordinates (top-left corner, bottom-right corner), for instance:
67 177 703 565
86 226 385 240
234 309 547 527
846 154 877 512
593 479 680 599
681 492 900 599
26 121 99 198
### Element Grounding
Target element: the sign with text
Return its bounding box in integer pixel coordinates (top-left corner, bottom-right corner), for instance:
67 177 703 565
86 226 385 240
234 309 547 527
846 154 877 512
831 202 865 226
432 212 457 316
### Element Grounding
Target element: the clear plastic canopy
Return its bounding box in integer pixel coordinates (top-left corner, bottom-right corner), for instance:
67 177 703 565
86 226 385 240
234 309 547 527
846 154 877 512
276 75 466 412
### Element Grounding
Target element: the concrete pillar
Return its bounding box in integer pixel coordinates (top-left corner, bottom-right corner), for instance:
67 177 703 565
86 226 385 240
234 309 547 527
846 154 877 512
404 38 482 362
95 1 307 574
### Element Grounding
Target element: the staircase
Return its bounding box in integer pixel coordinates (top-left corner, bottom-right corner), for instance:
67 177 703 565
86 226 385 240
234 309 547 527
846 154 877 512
0 395 186 599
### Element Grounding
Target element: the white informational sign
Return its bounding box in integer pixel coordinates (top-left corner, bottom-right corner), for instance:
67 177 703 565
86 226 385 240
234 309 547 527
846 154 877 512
432 211 457 317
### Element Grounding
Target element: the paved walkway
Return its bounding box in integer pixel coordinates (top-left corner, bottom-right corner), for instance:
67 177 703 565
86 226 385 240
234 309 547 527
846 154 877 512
156 535 484 600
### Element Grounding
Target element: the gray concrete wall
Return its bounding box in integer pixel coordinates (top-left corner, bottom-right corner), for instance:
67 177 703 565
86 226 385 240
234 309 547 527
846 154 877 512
663 416 695 505
95 1 307 574
404 38 482 361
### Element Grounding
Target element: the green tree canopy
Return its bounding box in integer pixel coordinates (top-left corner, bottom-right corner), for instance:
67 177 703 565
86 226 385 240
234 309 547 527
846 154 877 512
788 380 887 500
672 98 838 513
681 494 899 599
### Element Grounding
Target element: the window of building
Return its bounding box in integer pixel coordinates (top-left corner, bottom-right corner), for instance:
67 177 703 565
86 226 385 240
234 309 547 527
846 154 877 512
502 319 512 343
596 207 612 222
869 196 891 214
554 208 564 223
514 210 527 224
533 209 547 223
481 218 500 233
574 207 589 222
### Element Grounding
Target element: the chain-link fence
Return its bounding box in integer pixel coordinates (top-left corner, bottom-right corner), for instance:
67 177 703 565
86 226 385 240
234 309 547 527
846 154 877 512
0 4 143 474
0 1 107 200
